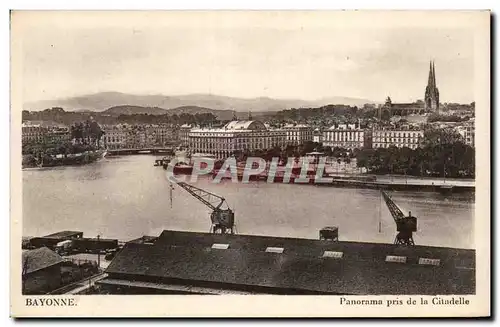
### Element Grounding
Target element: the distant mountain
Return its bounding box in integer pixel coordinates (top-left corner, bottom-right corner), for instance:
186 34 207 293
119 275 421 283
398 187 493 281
24 92 379 112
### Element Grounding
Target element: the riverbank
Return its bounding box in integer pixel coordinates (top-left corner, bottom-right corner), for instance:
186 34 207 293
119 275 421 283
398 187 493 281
317 178 474 193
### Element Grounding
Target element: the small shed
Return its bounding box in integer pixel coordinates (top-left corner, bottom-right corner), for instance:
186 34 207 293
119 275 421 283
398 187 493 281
22 247 64 294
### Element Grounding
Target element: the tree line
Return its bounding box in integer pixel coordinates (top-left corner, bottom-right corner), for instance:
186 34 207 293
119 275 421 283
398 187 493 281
22 108 219 127
356 128 474 178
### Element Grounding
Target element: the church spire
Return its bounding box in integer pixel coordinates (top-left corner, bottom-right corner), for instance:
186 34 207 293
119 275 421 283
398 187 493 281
428 60 434 87
432 61 436 87
424 60 439 112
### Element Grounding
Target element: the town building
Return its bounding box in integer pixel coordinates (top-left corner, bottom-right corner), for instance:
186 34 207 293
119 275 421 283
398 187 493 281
145 125 177 147
96 229 475 295
102 125 127 150
22 121 70 145
322 123 369 150
283 124 313 145
22 247 64 295
102 124 177 150
378 97 425 120
372 128 424 149
179 124 192 147
455 121 475 147
188 120 287 159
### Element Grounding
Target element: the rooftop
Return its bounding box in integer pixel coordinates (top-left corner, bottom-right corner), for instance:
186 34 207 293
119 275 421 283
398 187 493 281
22 247 64 275
190 120 274 134
283 124 310 129
224 120 267 131
43 231 83 239
105 230 475 295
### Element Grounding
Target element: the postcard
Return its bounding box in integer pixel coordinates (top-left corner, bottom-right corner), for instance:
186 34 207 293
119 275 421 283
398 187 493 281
10 10 490 317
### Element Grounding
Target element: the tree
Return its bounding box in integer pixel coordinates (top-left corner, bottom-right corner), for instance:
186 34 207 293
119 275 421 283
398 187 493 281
323 146 333 157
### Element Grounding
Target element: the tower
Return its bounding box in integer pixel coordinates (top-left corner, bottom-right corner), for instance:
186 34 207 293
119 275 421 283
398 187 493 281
425 60 440 112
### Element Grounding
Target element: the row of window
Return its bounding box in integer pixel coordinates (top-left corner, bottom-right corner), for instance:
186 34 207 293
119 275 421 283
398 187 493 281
191 138 286 144
191 142 284 151
190 132 286 137
373 144 419 149
373 132 423 138
323 134 364 141
373 138 419 143
286 131 313 136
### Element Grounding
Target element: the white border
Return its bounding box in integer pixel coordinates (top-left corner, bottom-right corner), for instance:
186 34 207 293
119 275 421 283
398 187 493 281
2 1 497 325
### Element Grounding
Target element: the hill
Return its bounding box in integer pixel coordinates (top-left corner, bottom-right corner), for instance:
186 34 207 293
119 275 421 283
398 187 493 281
101 105 274 120
103 105 168 115
24 92 379 112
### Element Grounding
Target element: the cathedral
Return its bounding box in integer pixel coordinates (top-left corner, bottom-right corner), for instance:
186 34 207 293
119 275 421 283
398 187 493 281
425 60 440 111
379 60 440 120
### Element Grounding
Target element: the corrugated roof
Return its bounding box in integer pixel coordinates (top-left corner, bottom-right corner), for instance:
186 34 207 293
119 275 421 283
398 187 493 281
22 247 64 275
105 230 475 295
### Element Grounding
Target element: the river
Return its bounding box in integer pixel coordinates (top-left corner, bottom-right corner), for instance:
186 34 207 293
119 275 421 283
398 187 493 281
22 155 475 249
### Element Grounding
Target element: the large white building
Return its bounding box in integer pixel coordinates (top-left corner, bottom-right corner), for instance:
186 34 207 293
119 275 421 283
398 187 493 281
322 124 367 149
188 120 287 159
283 124 313 145
372 129 424 149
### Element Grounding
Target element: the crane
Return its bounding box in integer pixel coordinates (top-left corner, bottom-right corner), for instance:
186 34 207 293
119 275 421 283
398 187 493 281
173 181 236 234
381 190 417 246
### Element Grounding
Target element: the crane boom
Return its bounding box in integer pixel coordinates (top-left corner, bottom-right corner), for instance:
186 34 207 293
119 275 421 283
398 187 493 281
175 182 227 211
381 190 406 222
173 181 236 234
381 189 417 245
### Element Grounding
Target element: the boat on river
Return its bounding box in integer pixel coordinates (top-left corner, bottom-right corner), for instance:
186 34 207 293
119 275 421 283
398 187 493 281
154 157 171 167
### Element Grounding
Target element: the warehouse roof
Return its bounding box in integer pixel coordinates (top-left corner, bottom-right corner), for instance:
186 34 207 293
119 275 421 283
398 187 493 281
22 247 64 275
105 230 475 295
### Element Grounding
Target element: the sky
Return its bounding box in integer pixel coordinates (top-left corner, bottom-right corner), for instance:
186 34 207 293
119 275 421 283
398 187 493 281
14 11 476 105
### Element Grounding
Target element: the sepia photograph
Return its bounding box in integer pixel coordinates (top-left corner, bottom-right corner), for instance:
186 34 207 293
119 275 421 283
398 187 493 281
10 10 490 317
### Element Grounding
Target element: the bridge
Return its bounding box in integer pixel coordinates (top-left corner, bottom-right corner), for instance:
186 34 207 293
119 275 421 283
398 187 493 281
106 147 175 156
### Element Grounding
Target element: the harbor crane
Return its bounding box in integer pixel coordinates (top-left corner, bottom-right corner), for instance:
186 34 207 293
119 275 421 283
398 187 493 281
173 181 236 234
381 190 417 246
